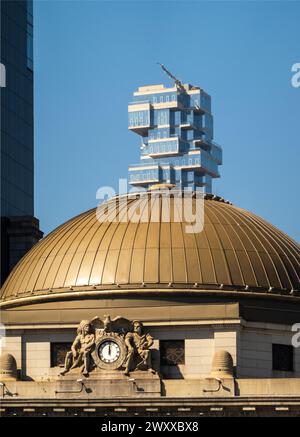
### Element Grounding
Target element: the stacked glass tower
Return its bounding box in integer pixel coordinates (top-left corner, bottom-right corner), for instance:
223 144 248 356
128 75 222 193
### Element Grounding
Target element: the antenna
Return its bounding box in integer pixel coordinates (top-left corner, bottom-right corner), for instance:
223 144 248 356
157 63 186 93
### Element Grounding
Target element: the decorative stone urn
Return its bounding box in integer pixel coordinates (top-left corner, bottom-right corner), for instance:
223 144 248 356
0 353 18 381
211 350 234 378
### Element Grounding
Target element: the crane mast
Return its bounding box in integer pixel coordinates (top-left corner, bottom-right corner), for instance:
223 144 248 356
157 63 186 93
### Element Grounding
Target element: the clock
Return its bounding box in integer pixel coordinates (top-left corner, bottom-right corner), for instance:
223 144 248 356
99 340 120 363
92 333 127 371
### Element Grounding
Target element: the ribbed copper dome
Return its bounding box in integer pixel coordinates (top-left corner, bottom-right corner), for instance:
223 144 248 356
1 192 299 305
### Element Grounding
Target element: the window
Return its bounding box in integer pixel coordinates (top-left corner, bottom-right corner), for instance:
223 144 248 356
272 344 294 372
160 340 185 366
51 343 72 367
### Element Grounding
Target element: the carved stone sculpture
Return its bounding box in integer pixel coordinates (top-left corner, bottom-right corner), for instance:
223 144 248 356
124 320 155 376
60 320 96 377
60 316 156 377
91 316 131 371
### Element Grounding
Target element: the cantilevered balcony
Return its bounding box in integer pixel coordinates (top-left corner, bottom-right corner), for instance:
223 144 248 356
145 137 180 157
128 164 160 185
193 139 222 165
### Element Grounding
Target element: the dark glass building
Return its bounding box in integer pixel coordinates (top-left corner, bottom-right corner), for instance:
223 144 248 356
0 0 42 285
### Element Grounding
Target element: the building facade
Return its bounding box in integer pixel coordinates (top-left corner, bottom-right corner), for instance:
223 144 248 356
128 75 222 193
0 0 42 285
0 192 300 416
0 70 299 416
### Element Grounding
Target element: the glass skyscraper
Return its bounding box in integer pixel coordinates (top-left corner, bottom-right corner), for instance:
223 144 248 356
0 0 42 285
128 76 222 193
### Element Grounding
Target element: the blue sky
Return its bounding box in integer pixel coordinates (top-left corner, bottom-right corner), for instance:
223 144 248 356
34 0 300 240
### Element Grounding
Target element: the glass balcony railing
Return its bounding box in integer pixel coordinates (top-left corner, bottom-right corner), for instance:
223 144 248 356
129 99 151 105
128 167 160 184
145 138 179 157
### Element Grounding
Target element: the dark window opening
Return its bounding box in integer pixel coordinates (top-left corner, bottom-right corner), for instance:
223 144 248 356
50 343 71 367
272 343 294 372
160 340 185 366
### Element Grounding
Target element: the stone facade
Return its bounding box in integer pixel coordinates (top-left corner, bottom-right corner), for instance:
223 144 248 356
2 320 299 381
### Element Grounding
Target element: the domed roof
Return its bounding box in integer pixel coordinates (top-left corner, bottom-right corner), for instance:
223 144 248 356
1 191 299 306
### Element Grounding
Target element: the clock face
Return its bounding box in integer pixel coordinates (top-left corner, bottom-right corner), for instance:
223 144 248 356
99 340 121 363
92 334 127 370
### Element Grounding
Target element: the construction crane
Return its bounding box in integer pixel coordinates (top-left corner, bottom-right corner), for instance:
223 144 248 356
157 63 186 93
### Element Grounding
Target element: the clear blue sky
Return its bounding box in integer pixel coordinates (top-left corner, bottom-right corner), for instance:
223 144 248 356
34 0 300 241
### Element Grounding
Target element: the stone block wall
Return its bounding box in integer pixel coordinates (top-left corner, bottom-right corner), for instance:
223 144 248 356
2 321 300 381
